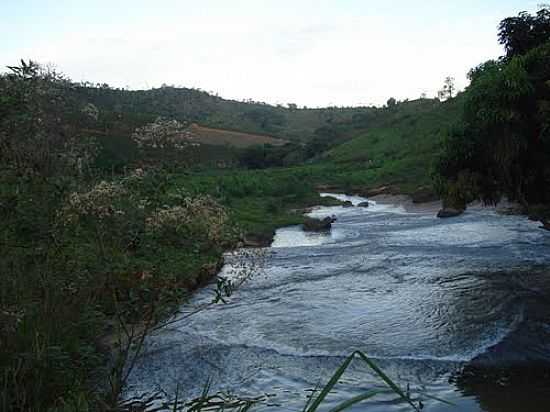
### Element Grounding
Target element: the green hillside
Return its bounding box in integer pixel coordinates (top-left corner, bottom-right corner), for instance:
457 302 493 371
73 85 374 141
318 97 464 192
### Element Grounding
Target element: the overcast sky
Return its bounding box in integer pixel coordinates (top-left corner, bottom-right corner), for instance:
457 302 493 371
1 0 541 107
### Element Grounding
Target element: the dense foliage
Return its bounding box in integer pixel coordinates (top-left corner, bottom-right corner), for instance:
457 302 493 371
435 7 550 210
0 61 345 411
498 8 550 58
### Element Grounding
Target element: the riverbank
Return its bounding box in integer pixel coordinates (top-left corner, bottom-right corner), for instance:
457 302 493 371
4 167 351 411
3 159 526 411
126 186 550 412
320 181 550 226
91 173 354 406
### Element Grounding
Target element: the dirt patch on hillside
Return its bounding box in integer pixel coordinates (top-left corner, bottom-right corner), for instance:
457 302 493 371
187 124 288 148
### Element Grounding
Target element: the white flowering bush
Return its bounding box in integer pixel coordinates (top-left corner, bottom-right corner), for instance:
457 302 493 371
55 172 233 319
146 195 228 244
131 117 193 150
57 172 232 255
60 180 129 224
81 102 99 121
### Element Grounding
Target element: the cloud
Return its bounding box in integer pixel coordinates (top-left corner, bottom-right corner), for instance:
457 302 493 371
0 0 532 106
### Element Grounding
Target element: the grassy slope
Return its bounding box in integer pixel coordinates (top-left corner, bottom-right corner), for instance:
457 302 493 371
75 88 463 194
74 86 374 141
319 97 463 193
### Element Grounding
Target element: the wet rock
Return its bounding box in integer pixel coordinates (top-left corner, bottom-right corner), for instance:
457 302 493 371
303 216 335 231
411 186 439 203
319 196 345 207
528 204 550 222
357 201 370 208
496 205 526 216
242 231 275 247
542 220 550 231
437 207 464 218
342 201 354 208
362 186 394 197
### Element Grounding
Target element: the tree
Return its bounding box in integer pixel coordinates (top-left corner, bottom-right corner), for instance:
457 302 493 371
386 97 397 108
438 77 455 100
435 34 550 208
498 7 550 58
0 60 84 177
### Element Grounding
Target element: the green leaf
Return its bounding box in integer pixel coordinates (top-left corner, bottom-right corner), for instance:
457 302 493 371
306 353 354 412
355 351 420 411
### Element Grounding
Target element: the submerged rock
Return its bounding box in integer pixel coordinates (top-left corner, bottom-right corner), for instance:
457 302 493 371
303 216 336 231
357 201 370 208
437 207 464 218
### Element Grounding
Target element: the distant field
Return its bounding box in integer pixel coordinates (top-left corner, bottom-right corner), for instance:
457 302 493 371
186 123 288 148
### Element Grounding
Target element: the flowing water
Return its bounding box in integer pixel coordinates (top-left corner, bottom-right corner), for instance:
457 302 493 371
127 194 550 411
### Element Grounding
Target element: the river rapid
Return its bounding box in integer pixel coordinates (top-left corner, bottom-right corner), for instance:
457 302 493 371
127 193 550 411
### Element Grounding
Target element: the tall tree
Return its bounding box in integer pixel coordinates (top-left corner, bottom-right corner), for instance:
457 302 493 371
435 9 550 209
498 7 550 58
438 77 455 100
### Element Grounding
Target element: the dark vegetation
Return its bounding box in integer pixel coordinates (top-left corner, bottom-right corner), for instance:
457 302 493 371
435 7 550 217
0 62 343 411
73 82 373 142
0 63 240 410
2 5 549 411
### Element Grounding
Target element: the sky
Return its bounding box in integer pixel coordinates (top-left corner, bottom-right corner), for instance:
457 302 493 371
1 0 542 107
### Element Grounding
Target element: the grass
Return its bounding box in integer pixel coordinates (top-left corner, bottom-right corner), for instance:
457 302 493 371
83 89 465 198
323 97 464 193
169 168 344 239
305 351 424 412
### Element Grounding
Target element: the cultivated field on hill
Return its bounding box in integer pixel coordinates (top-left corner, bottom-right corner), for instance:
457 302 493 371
186 123 288 148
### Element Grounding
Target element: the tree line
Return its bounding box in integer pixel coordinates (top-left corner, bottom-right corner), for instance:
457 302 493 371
435 7 550 219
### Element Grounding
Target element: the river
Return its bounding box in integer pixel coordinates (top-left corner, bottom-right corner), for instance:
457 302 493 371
126 193 550 411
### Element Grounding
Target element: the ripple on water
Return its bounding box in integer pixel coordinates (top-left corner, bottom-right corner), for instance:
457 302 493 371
126 193 550 412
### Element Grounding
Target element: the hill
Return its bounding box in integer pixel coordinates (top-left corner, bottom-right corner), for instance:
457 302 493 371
186 123 288 147
321 97 463 192
7 67 463 188
72 85 374 141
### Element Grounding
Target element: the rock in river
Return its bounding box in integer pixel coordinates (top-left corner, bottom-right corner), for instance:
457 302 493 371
303 216 336 231
357 201 370 208
437 207 464 218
